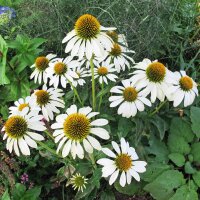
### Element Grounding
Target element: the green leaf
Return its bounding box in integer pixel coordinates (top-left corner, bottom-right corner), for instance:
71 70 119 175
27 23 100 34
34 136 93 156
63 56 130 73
192 171 200 187
168 153 185 167
168 134 190 155
75 183 95 200
146 134 169 163
169 185 198 200
170 117 194 142
0 35 10 85
13 183 26 200
117 117 134 138
142 163 170 182
114 179 143 195
1 190 11 200
184 161 196 174
100 190 115 200
150 115 168 140
144 170 186 200
21 186 41 200
190 106 200 138
190 142 200 164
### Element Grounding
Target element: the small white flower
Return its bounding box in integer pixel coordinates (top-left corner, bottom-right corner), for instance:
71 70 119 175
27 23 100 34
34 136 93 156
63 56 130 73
62 14 116 60
109 79 151 118
32 85 65 121
94 60 118 84
71 66 89 87
166 71 198 107
9 96 40 115
130 58 175 103
51 104 110 159
46 56 79 88
2 107 46 156
97 138 147 187
70 173 88 192
105 43 135 73
30 54 57 84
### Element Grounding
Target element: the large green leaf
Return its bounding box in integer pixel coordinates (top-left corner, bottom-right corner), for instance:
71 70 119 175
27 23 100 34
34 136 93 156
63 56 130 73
144 170 186 200
170 117 194 142
169 185 198 200
0 35 10 85
190 142 200 164
190 106 200 138
168 153 185 167
192 171 200 187
117 117 134 138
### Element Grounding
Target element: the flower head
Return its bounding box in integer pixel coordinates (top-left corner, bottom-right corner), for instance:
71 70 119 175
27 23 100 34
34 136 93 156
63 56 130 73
30 54 57 84
105 42 135 73
97 138 147 187
70 173 88 192
130 59 175 103
94 60 118 84
46 56 80 88
2 107 46 156
9 96 40 115
62 14 116 60
166 71 198 107
51 104 109 159
33 85 65 121
109 79 151 118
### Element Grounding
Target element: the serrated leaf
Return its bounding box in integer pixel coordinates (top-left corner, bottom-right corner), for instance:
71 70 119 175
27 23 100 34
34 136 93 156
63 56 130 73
192 171 200 187
190 142 200 164
170 117 194 142
114 179 143 195
190 106 200 138
184 161 196 174
144 170 186 200
117 117 134 138
168 153 185 167
168 134 190 155
169 185 198 200
141 163 170 182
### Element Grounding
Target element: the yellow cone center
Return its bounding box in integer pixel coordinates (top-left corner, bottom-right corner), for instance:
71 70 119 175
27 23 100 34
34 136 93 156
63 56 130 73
115 153 132 172
106 31 118 43
35 90 50 106
123 87 137 102
97 66 108 76
54 62 67 75
35 56 49 71
179 76 193 91
110 43 122 57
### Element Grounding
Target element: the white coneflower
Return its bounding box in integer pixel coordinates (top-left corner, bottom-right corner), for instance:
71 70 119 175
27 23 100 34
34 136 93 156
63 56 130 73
2 107 46 156
97 138 147 187
46 56 79 88
106 31 128 47
71 66 89 87
94 60 118 84
9 96 40 115
130 58 176 103
51 104 109 159
62 14 116 60
33 85 65 121
70 173 88 192
166 71 198 107
109 79 151 118
30 54 57 84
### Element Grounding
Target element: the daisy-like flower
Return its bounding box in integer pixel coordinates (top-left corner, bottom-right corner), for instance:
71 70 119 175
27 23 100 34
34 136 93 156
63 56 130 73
2 107 46 156
71 66 89 87
106 31 128 47
94 60 118 84
70 173 88 192
130 58 175 103
30 54 57 84
32 85 65 121
46 56 79 88
51 104 109 159
97 138 147 187
9 96 40 115
105 42 135 73
62 14 116 60
109 79 151 118
166 71 198 107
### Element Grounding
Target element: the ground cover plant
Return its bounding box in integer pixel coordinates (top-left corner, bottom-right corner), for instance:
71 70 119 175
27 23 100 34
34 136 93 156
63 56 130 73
0 0 200 200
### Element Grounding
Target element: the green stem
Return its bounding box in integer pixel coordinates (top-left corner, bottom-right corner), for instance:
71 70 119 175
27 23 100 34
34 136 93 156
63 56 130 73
37 141 61 158
149 100 167 117
68 79 83 106
89 153 96 169
98 81 104 112
44 130 54 140
90 57 96 111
